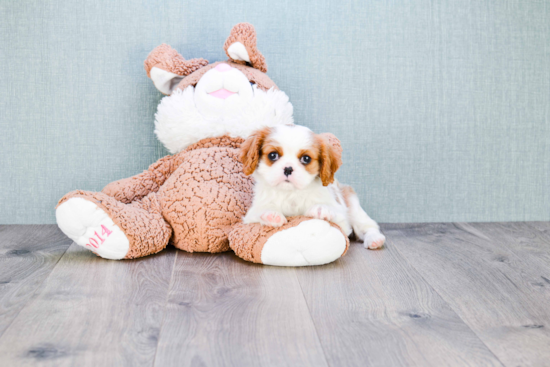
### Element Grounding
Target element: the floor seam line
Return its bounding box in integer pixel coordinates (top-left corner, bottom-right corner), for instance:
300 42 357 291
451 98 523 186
0 236 72 342
152 249 178 367
294 268 332 367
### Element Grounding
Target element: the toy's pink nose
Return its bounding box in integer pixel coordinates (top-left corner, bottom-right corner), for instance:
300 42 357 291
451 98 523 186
215 63 232 72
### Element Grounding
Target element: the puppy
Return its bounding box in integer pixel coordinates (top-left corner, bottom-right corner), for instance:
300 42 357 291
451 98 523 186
240 125 385 249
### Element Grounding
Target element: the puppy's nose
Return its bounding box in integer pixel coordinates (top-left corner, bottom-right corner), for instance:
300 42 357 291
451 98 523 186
215 63 232 72
284 167 293 177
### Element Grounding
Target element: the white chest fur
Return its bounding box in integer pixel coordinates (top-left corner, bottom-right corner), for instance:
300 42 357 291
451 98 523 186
251 178 339 217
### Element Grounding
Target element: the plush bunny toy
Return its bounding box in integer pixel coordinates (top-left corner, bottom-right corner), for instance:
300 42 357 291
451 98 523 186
55 23 350 266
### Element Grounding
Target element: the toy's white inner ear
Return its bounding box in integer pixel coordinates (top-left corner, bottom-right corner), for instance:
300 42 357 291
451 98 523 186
227 42 250 62
150 67 184 95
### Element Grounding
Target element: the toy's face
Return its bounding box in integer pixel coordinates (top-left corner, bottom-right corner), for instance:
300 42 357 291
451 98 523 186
149 23 294 154
194 63 254 117
154 69 294 154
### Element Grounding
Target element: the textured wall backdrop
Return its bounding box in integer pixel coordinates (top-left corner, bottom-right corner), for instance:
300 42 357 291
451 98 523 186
1 0 549 224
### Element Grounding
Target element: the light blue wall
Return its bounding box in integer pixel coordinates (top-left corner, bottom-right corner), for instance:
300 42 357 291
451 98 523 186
1 0 549 224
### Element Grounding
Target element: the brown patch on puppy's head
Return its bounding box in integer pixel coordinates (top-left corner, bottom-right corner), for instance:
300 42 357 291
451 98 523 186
298 147 320 176
260 143 283 168
240 127 273 175
315 135 342 186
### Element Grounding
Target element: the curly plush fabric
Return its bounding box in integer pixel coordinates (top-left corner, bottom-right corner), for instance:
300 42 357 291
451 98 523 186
144 43 209 78
102 154 180 204
102 136 247 204
229 216 350 264
224 22 267 73
156 136 254 253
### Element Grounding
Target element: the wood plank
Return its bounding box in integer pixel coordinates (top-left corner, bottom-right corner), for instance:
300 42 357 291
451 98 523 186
0 225 71 338
0 243 176 367
295 237 502 367
525 221 550 264
470 222 550 291
153 251 328 367
387 222 550 367
525 221 550 234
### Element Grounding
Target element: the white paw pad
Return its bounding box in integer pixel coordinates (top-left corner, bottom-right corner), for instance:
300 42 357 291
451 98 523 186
364 230 386 249
56 197 129 260
261 219 347 266
260 211 288 227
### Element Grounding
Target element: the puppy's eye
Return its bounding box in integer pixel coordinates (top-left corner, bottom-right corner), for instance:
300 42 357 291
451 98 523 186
300 155 311 165
268 152 279 161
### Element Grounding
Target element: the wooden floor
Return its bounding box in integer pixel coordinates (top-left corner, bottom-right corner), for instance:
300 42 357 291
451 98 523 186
0 223 549 366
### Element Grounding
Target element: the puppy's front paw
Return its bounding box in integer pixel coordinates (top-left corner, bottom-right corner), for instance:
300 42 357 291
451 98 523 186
306 205 334 222
260 211 288 227
364 229 386 249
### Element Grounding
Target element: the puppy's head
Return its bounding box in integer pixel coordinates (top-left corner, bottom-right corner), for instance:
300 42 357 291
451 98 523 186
241 125 341 190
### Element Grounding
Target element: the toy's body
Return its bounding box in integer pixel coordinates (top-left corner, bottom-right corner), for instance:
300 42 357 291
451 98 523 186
56 23 355 266
59 136 250 257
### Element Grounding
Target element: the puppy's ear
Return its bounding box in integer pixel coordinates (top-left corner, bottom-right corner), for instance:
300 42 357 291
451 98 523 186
317 135 342 186
240 127 272 175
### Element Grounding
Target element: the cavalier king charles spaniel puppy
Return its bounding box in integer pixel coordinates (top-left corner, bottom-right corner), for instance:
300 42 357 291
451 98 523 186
240 124 385 249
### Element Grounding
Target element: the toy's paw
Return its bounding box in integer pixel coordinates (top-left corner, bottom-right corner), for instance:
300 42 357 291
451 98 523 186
260 211 288 227
363 229 386 250
229 217 350 267
306 205 334 222
56 197 129 260
261 219 347 266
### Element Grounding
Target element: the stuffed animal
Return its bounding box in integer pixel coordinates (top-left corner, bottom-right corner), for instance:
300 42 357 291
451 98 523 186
55 23 350 266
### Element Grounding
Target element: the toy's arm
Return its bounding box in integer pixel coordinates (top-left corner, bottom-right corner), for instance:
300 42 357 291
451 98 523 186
102 153 183 204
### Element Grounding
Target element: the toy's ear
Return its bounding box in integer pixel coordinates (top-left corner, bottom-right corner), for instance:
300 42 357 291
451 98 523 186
149 68 184 95
144 44 209 95
224 23 267 73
